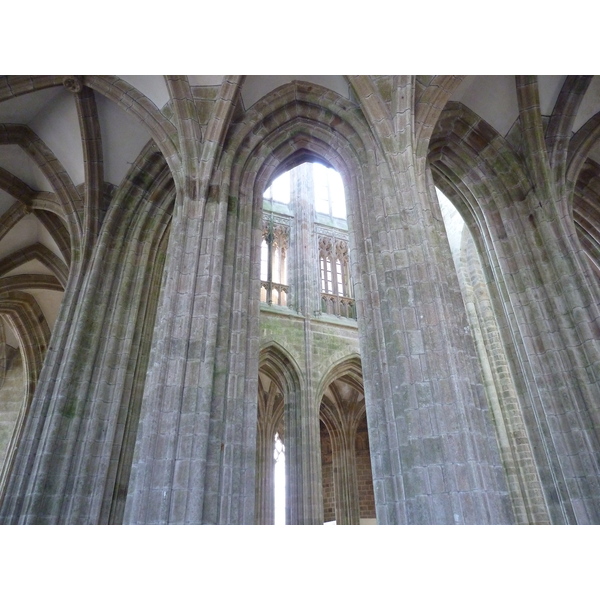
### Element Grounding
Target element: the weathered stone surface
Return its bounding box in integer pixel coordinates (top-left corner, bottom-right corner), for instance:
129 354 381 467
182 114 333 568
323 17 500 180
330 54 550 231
0 75 598 524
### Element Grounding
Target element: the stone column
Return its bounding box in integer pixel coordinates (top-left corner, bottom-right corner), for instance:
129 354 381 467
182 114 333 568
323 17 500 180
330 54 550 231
438 194 551 524
452 75 600 524
480 189 600 524
0 150 172 524
123 183 230 524
284 164 324 524
331 431 360 525
346 76 514 524
460 232 551 524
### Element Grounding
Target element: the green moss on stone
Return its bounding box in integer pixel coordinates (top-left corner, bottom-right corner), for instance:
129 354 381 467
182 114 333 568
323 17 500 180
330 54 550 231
60 398 77 419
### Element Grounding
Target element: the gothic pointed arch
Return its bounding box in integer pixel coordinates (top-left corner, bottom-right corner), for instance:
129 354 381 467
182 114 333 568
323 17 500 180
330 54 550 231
573 158 600 275
205 80 384 525
414 75 466 155
259 341 304 399
0 141 175 524
546 76 592 184
0 291 50 504
221 81 377 208
316 354 375 525
429 97 600 523
0 243 68 287
256 342 303 524
316 354 363 404
219 79 515 525
429 100 538 274
430 101 531 211
83 76 181 176
568 110 600 190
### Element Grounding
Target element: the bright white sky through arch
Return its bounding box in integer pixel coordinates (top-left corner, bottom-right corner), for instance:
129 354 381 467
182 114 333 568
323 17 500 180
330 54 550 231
263 162 346 220
313 162 346 219
263 170 290 204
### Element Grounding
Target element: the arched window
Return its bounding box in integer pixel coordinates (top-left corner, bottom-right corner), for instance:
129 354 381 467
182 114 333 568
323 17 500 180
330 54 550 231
261 161 354 318
260 219 289 306
319 236 353 317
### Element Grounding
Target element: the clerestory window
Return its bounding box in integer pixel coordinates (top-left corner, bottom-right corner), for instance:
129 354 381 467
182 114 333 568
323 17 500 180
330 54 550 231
319 235 354 318
260 219 289 306
260 161 355 318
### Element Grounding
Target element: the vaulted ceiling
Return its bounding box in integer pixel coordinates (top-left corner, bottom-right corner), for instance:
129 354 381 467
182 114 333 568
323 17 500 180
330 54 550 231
1 75 599 357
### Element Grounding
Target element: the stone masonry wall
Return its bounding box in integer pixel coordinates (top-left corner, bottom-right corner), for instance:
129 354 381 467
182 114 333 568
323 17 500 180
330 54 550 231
321 421 335 522
260 307 361 386
261 305 368 524
356 416 376 519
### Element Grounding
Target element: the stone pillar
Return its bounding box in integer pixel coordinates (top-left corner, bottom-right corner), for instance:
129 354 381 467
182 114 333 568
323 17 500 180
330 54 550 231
0 151 172 524
331 431 360 525
123 182 230 524
429 75 600 523
345 77 514 523
285 385 323 524
481 190 600 524
438 194 551 524
289 163 320 317
0 347 25 477
284 164 324 524
460 232 551 524
356 174 514 523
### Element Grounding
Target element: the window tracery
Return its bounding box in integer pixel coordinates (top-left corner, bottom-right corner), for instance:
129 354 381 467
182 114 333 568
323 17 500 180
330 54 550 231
260 218 289 306
318 235 355 318
260 162 355 318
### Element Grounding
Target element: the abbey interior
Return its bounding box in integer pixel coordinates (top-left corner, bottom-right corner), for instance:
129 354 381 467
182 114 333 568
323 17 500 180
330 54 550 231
0 75 599 525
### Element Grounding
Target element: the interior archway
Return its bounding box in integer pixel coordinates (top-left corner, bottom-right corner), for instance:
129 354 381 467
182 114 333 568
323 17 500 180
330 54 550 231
319 361 375 525
256 344 300 524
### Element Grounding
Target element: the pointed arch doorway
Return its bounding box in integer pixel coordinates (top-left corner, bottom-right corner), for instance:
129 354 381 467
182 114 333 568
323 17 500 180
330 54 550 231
320 359 376 525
